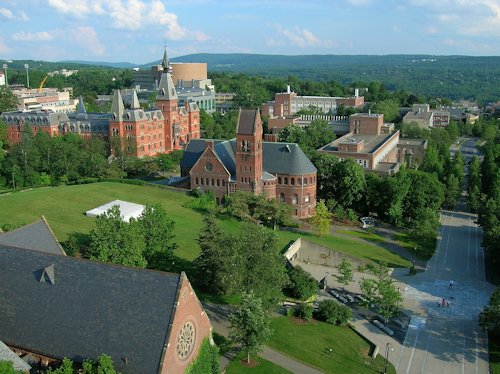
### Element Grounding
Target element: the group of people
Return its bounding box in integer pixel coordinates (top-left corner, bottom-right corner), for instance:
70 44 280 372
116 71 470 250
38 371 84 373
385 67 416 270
438 280 454 308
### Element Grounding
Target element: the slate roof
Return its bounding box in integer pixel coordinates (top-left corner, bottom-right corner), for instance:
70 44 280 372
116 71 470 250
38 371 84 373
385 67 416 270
0 217 65 256
0 340 31 372
237 109 258 135
181 138 316 177
157 73 178 100
0 245 181 374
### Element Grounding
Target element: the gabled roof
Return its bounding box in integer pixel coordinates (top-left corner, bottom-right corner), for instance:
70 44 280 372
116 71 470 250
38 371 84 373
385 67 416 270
77 96 87 114
237 108 260 135
0 217 66 256
0 340 31 372
181 138 316 177
0 245 182 374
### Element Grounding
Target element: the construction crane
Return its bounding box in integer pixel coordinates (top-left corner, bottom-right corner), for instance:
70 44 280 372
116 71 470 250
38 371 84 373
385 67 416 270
38 75 48 92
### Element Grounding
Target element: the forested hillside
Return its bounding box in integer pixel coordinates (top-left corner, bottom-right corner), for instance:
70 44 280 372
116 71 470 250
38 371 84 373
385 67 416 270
169 54 500 103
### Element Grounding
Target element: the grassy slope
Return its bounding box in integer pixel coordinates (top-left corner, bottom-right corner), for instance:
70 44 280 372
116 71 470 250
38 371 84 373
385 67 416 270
268 317 396 374
0 182 409 267
226 356 293 374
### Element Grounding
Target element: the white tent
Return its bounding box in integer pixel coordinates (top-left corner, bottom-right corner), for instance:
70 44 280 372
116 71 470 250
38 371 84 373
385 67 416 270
85 200 145 222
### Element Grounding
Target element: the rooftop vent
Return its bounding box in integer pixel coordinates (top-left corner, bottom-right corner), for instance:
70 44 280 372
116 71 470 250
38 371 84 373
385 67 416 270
39 264 55 285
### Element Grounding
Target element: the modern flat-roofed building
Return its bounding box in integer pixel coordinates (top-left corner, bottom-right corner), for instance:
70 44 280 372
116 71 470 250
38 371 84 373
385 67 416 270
318 113 400 175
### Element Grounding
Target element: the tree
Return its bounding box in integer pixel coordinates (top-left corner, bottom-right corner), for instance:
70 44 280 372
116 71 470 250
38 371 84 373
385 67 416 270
310 199 331 236
288 266 318 300
376 277 402 320
0 361 24 374
359 278 378 316
88 205 147 268
336 258 353 290
229 291 271 364
194 213 239 295
316 299 352 326
47 358 74 374
237 223 287 310
0 86 18 112
372 99 399 122
133 204 177 270
479 288 500 336
443 174 460 209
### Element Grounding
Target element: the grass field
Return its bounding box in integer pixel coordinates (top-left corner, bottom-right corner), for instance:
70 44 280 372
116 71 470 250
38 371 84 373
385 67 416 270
226 356 293 374
0 182 410 267
268 316 396 374
336 228 387 244
394 232 437 260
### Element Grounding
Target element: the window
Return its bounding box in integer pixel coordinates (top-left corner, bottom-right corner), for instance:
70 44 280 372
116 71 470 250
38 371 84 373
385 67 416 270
217 179 220 186
284 177 288 185
303 177 307 185
206 178 209 185
292 194 298 204
291 178 295 185
305 193 310 203
222 180 226 187
309 177 312 184
278 176 282 184
201 178 204 185
211 178 215 186
195 177 199 184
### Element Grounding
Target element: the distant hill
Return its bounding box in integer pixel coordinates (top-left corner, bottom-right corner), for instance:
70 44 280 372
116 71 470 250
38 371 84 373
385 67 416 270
5 54 500 102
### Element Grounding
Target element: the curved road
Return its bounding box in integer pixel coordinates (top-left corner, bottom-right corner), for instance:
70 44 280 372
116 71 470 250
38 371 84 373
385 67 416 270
394 138 495 374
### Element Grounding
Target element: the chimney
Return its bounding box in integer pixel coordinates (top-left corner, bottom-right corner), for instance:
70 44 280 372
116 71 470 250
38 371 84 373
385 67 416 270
205 140 214 150
287 85 291 94
354 88 359 98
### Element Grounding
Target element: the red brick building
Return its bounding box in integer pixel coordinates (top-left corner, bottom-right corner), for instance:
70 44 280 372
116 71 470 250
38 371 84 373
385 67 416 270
181 108 317 218
0 219 213 374
1 69 200 158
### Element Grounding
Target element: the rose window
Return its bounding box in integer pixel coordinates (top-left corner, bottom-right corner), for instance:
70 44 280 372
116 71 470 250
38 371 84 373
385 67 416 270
176 321 196 360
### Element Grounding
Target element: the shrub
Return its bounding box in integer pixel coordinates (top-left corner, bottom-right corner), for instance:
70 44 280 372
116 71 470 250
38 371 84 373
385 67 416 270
186 338 220 374
288 266 318 300
316 300 352 326
296 303 313 321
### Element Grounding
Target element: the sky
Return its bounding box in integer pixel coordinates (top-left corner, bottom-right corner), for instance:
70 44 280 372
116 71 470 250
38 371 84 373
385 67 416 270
0 0 499 64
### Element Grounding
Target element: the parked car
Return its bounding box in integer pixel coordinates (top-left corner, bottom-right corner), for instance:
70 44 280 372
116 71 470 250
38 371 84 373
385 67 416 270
344 294 355 303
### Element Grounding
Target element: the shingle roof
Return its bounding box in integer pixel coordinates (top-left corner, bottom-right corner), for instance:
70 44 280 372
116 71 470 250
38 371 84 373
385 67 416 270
237 109 258 135
0 340 31 372
0 245 181 374
0 217 65 256
181 139 316 176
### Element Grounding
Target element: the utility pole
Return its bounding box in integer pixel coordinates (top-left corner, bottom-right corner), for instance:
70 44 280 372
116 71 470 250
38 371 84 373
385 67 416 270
24 63 30 88
383 342 393 374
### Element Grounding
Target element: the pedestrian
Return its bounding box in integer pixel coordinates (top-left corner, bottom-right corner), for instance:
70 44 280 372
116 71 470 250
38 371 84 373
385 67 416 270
442 298 446 307
449 280 454 288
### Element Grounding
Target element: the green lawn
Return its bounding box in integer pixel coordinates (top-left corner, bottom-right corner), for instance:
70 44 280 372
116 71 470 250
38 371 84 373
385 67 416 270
268 316 396 374
226 356 293 374
336 228 387 244
0 182 409 268
394 232 436 260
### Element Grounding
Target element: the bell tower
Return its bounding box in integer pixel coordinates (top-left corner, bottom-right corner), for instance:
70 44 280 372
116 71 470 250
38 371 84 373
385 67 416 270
235 108 263 195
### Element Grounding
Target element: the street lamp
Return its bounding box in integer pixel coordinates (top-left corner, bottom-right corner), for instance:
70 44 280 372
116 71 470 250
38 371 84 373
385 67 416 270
24 63 29 88
2 63 8 87
384 342 394 374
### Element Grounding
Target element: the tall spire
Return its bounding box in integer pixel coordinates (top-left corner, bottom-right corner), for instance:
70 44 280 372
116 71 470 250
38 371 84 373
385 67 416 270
77 96 86 114
131 90 140 110
161 45 170 71
111 90 125 121
157 73 177 101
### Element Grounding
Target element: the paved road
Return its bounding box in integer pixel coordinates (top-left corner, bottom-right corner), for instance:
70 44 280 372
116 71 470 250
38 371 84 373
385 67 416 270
393 138 494 374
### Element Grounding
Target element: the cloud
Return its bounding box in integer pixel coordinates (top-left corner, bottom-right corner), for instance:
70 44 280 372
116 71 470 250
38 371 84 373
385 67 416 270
47 0 92 17
0 7 14 19
426 26 437 34
12 31 55 42
46 0 207 41
18 11 29 21
0 38 11 54
409 0 500 36
346 0 373 5
276 26 318 47
70 26 105 55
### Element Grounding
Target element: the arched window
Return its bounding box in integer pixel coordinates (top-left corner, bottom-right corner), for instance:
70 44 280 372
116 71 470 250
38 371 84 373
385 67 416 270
280 193 285 203
292 194 298 204
298 178 302 185
303 177 307 185
195 177 199 185
309 177 313 184
278 176 282 184
305 193 310 203
284 177 288 185
211 178 215 186
291 178 295 185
